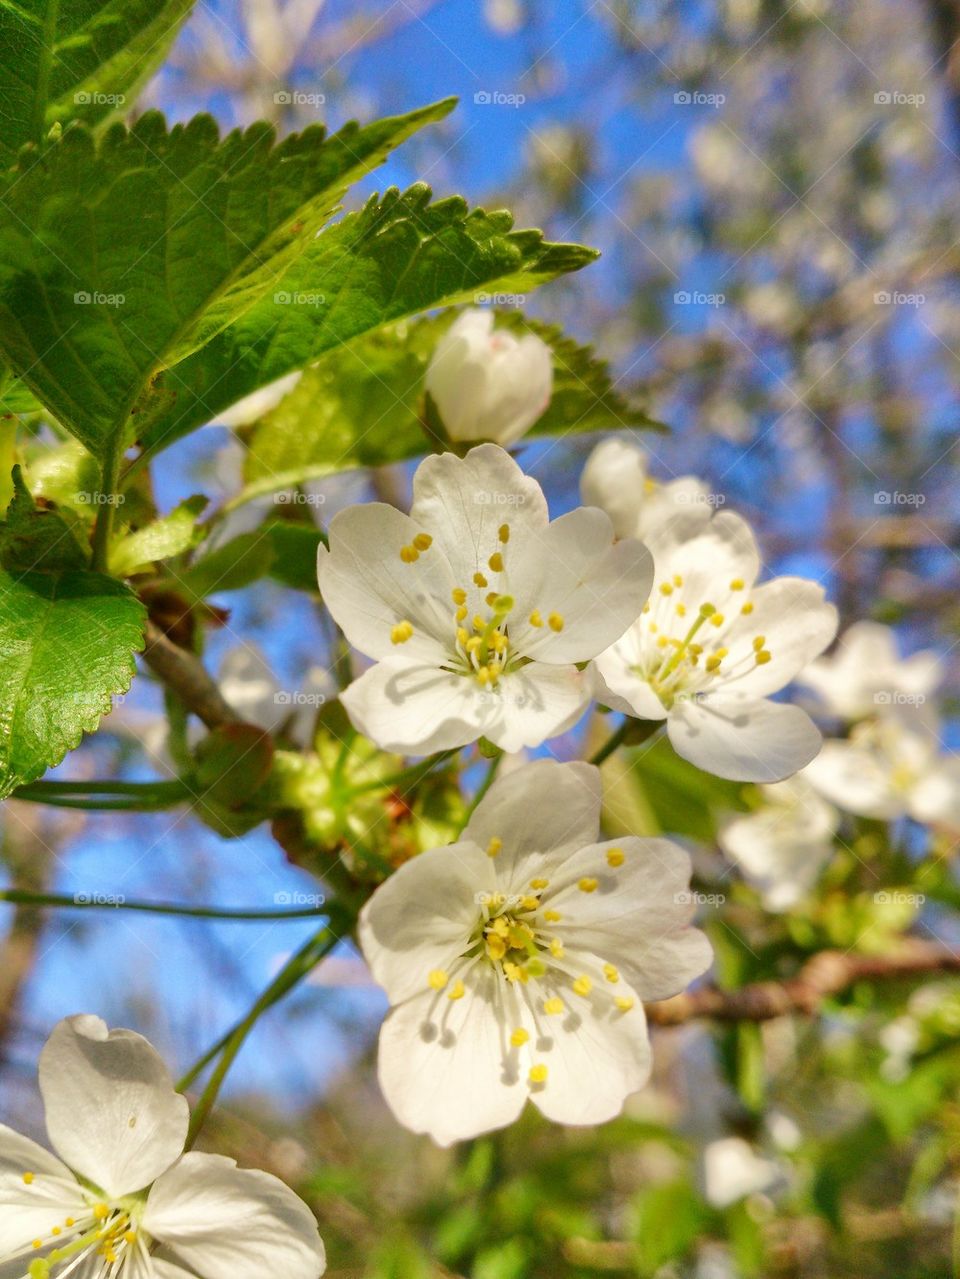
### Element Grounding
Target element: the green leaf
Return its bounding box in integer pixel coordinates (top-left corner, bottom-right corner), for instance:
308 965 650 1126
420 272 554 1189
135 184 600 457
109 495 207 577
237 308 655 495
630 1179 705 1276
0 101 455 455
176 520 323 597
0 464 89 571
0 569 146 798
0 0 196 163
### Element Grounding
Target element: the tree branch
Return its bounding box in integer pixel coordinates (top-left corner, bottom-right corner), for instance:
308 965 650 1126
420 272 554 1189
646 941 960 1026
141 620 241 729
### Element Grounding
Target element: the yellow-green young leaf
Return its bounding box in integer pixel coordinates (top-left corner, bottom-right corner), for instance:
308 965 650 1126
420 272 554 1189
0 570 146 798
136 184 601 457
0 0 196 164
0 101 455 455
239 311 661 497
109 496 207 577
0 465 90 572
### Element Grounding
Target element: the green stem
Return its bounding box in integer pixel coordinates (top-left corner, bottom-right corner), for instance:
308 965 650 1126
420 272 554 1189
12 780 189 812
90 434 123 573
0 889 328 921
179 903 355 1144
589 721 629 767
13 778 189 797
467 752 502 818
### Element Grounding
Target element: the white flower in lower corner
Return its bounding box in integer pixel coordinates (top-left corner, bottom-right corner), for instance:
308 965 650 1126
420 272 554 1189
591 509 838 781
718 777 838 911
425 309 553 445
317 444 653 754
358 759 712 1146
795 620 942 721
802 710 960 828
0 1016 324 1279
580 437 712 541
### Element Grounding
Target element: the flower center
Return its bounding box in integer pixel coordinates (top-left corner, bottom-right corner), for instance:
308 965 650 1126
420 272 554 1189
17 1174 148 1279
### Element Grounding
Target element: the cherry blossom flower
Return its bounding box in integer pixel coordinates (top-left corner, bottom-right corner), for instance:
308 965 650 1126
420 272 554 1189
0 1016 325 1279
718 776 838 911
358 759 712 1145
795 620 941 721
580 437 712 540
591 508 837 781
425 309 553 445
317 444 653 754
702 1137 783 1209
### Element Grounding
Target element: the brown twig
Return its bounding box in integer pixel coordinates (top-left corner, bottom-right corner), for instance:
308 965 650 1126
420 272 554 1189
646 941 960 1026
141 621 241 729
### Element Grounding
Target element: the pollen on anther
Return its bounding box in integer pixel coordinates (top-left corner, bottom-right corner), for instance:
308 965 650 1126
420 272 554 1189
603 963 620 983
710 612 725 628
22 1171 34 1184
390 620 414 645
456 606 468 622
615 996 635 1012
543 997 565 1015
741 601 754 615
447 980 466 1001
452 587 467 605
498 523 510 543
529 1064 548 1084
473 572 488 588
487 836 503 858
572 975 593 997
548 612 564 632
578 877 598 893
752 635 766 651
730 578 745 590
544 909 561 922
659 582 673 596
549 938 565 958
511 1027 529 1046
530 877 549 889
488 552 504 573
413 533 433 552
529 610 543 627
606 847 625 868
676 602 687 617
755 649 772 665
399 545 419 563
93 1204 110 1221
428 969 449 991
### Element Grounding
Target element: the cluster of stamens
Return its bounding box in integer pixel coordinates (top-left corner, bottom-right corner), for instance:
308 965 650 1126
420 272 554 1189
424 840 635 1090
636 574 772 706
17 1174 145 1278
390 521 566 687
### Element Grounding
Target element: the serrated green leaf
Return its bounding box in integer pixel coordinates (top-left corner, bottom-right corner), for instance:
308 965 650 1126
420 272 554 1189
0 464 89 571
109 495 207 576
136 184 600 457
0 102 455 455
235 307 655 495
0 0 196 163
0 569 145 797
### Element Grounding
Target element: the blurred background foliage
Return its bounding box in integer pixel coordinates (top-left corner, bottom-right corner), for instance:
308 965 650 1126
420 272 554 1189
3 1 960 1276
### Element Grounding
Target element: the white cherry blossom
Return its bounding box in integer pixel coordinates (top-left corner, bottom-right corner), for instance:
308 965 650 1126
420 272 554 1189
580 437 712 540
0 1016 325 1279
718 776 838 911
702 1137 782 1209
425 309 553 445
796 620 941 721
591 509 837 781
358 759 712 1145
317 444 653 754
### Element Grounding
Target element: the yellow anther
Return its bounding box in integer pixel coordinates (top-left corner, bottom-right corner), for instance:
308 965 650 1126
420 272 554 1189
530 877 549 890
529 610 543 627
676 602 687 617
499 523 510 542
705 654 723 672
457 627 470 647
709 613 725 627
473 572 488 588
123 1231 137 1245
543 997 565 1015
32 1240 42 1250
447 979 465 1001
756 649 772 665
452 587 467 605
65 1218 75 1227
741 601 754 615
544 909 561 922
520 895 539 911
399 545 419 563
603 963 620 983
428 969 449 991
752 635 766 652
490 916 509 936
730 578 744 590
689 643 703 655
465 635 483 653
490 632 508 652
473 614 485 631
659 582 674 596
615 996 635 1012
549 938 565 958
487 837 503 858
572 975 593 997
476 666 492 686
488 552 504 573
548 612 564 632
673 574 683 587
656 635 669 649
606 847 625 868
486 933 507 960
390 621 414 645
511 1027 529 1047
93 1205 110 1221
649 621 658 634
412 532 432 552
22 1172 34 1184
578 877 598 893
485 591 499 607
456 606 468 623
529 1064 548 1084
503 960 527 983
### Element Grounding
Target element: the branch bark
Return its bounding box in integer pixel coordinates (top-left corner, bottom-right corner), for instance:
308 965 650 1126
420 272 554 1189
141 620 241 729
645 941 960 1026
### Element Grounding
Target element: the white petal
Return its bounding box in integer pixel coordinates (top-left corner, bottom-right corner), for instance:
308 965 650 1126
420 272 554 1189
667 696 823 782
591 637 669 720
544 839 713 999
910 760 960 828
463 759 601 887
340 659 484 754
801 741 903 819
318 503 454 663
717 578 837 697
643 509 760 608
480 662 591 752
144 1152 325 1279
507 509 654 662
0 1154 87 1258
358 842 493 1004
39 1015 188 1198
580 438 650 539
719 810 834 911
216 370 302 427
376 970 528 1145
